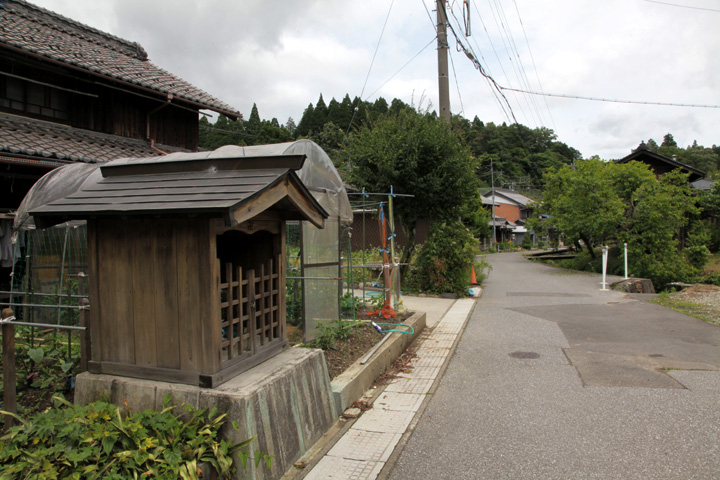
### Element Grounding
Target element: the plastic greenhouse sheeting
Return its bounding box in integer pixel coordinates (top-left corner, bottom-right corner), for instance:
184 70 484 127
15 162 100 229
15 139 352 229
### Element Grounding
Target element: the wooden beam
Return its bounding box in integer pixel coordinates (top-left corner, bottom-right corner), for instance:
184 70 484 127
2 308 16 430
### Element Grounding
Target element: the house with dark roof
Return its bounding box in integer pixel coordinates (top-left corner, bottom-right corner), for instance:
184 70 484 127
617 142 705 182
0 0 240 211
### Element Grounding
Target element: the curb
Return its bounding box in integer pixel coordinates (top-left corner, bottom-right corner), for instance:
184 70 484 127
330 311 427 413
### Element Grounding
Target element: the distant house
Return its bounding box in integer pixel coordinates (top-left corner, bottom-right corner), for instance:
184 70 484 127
617 142 705 182
481 188 534 245
0 0 239 296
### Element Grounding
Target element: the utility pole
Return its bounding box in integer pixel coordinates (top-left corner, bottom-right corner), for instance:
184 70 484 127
436 0 451 122
491 157 497 252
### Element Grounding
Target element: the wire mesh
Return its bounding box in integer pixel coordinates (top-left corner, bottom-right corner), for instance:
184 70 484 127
10 223 89 326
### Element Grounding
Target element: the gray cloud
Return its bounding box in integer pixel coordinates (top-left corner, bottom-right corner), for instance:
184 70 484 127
24 0 720 160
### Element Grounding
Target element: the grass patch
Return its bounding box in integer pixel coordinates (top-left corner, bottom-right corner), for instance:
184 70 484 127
649 296 720 326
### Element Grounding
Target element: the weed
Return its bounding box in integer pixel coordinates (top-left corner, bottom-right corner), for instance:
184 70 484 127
0 395 271 479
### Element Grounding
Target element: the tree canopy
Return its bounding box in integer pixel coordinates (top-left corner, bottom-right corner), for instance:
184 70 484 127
341 106 489 270
538 159 700 288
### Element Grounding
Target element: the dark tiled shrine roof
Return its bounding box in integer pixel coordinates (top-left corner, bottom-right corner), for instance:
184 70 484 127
0 112 188 164
0 0 239 117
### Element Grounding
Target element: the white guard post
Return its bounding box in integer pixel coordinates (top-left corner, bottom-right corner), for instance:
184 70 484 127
624 243 629 279
601 245 610 291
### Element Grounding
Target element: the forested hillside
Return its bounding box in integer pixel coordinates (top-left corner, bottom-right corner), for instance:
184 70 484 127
199 95 719 191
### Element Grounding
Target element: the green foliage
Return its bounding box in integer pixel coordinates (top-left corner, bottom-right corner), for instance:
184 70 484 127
413 221 478 297
312 319 359 350
0 328 81 421
453 117 580 188
540 160 701 289
685 245 711 270
473 256 492 284
343 107 481 275
340 292 364 317
0 396 271 479
541 159 627 256
286 246 303 327
521 235 533 249
497 240 519 252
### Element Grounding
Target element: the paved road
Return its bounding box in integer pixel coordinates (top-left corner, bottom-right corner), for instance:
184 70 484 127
386 253 720 479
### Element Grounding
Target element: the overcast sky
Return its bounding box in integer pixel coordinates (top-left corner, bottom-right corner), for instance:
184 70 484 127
28 0 720 160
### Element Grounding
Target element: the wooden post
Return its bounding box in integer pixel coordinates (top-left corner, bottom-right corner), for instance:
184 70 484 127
78 298 90 373
2 307 16 430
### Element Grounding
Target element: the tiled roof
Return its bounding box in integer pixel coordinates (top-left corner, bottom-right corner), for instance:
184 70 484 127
481 188 533 207
0 112 188 163
0 0 239 117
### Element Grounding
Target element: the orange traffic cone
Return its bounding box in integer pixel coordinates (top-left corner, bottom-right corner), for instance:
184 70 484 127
470 265 478 285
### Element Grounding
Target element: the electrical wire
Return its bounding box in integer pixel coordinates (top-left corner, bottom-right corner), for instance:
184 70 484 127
444 11 519 123
468 0 527 123
448 42 466 115
347 0 396 135
364 38 437 101
511 0 556 129
492 0 548 126
487 0 543 126
500 86 720 109
643 0 720 12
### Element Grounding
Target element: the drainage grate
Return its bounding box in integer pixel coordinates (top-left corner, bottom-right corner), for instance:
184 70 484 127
509 351 541 359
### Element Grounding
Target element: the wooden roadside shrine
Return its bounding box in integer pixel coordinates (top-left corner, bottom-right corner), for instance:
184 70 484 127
28 152 328 388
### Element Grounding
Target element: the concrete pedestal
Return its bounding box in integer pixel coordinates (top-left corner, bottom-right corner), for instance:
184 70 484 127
75 347 338 480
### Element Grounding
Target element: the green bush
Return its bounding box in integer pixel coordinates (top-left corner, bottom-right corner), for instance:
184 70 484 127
413 221 478 297
473 256 492 284
0 396 270 479
685 245 711 270
310 318 360 350
521 235 533 250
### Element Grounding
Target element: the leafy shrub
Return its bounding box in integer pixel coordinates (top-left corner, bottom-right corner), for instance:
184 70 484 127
0 396 270 479
701 272 720 287
521 235 533 250
472 256 492 284
413 221 478 297
340 292 364 317
311 319 359 350
685 245 711 270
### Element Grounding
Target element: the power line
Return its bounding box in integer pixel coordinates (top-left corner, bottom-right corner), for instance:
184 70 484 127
364 38 437 101
347 0 396 135
511 0 556 129
444 10 519 123
468 0 528 124
501 86 720 109
448 41 466 115
643 0 720 12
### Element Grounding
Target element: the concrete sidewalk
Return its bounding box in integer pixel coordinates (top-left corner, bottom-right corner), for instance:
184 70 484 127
294 295 474 480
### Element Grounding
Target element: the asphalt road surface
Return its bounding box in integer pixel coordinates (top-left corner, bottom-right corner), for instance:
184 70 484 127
386 253 720 480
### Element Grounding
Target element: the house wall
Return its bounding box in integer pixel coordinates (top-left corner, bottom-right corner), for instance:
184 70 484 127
0 55 200 149
495 203 521 223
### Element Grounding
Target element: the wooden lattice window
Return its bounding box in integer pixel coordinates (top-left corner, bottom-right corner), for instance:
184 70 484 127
219 254 283 366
